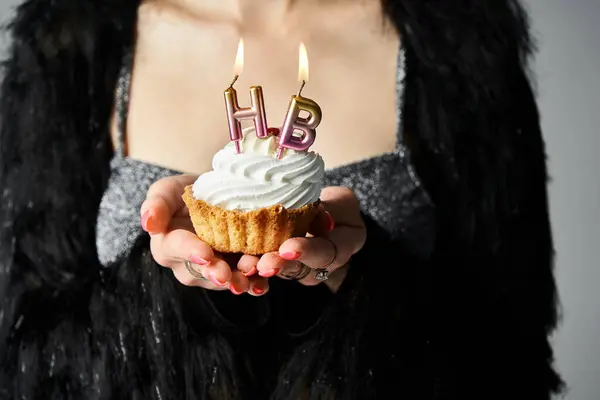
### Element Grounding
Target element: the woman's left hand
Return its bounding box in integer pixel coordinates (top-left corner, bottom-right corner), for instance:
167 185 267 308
237 187 366 293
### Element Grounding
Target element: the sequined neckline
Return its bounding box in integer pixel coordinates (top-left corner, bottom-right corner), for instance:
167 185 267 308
119 148 402 177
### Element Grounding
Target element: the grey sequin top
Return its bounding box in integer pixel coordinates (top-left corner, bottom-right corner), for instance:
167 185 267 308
96 49 436 266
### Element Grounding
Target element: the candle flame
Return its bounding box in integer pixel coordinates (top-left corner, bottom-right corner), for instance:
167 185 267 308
298 42 309 83
233 38 244 76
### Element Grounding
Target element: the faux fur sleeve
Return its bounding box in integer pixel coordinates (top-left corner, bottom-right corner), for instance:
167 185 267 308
385 0 563 397
0 1 128 396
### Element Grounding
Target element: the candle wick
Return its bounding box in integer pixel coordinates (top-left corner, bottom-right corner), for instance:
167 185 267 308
297 80 306 97
229 75 239 88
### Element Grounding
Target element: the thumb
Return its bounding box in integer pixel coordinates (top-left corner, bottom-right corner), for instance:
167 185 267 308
307 204 335 237
140 174 197 234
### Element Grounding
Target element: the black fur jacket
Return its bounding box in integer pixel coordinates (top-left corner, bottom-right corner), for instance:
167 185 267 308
0 0 563 399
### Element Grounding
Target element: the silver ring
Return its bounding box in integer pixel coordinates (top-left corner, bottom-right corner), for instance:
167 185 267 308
314 238 337 281
279 263 312 281
184 260 208 280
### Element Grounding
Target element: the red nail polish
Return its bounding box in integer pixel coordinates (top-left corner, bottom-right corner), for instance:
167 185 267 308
190 255 210 266
280 252 301 260
252 287 265 295
325 211 335 232
259 268 280 278
229 284 244 295
209 274 227 287
242 266 257 277
141 210 152 232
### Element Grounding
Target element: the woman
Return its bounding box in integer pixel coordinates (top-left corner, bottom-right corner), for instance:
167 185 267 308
0 0 563 399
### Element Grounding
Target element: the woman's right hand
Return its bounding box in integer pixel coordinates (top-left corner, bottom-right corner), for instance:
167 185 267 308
139 175 269 296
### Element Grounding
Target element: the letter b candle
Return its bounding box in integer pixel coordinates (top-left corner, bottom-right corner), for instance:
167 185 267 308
276 42 322 159
276 93 322 159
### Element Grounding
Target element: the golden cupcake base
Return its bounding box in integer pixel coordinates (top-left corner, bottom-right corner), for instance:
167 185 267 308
182 185 320 255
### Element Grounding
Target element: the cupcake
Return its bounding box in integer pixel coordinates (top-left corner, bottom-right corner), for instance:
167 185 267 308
182 127 325 255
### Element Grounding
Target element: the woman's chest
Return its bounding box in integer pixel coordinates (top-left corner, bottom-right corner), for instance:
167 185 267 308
122 3 400 174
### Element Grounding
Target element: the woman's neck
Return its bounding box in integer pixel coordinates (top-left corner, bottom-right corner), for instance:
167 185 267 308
156 0 296 20
151 0 366 30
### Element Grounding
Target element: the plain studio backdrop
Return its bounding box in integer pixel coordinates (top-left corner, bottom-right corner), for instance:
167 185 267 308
0 1 598 399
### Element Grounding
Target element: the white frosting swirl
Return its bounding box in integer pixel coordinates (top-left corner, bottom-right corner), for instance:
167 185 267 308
192 127 325 211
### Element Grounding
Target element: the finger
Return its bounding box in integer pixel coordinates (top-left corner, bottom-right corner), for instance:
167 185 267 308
280 186 366 286
237 254 260 277
156 227 215 265
307 204 335 237
152 228 231 285
228 270 250 295
278 226 364 271
170 262 229 290
248 275 270 296
256 252 299 278
203 258 233 287
276 261 312 281
140 174 198 233
318 186 364 229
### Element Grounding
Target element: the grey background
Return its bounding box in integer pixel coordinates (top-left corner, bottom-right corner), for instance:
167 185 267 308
528 1 600 399
0 0 598 399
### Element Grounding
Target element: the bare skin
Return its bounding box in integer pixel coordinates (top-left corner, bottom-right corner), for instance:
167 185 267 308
120 0 399 172
129 0 398 295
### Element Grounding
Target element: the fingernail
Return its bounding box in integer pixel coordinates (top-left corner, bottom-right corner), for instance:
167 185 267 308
251 287 265 295
190 255 210 266
209 274 227 287
259 268 280 278
280 251 301 260
229 284 245 295
325 211 335 232
242 266 257 277
141 210 152 232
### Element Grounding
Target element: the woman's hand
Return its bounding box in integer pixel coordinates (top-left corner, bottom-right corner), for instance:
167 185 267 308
139 175 270 296
141 176 366 295
251 186 367 293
